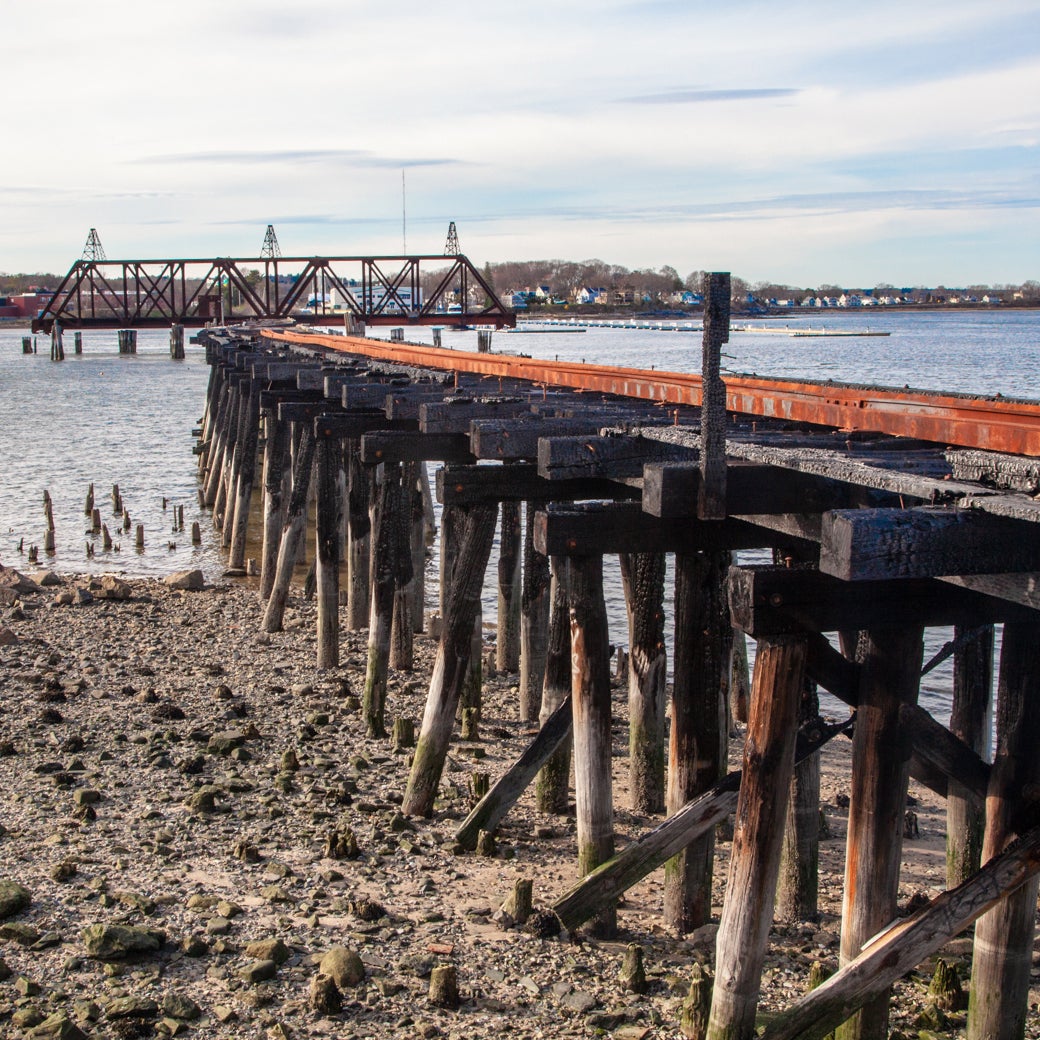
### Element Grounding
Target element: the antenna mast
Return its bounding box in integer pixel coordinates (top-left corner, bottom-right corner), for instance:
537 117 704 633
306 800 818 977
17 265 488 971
444 221 460 255
82 228 106 262
402 170 407 254
260 224 282 258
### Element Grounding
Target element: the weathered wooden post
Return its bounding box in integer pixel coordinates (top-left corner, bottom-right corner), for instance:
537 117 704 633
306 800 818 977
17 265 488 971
706 635 807 1040
407 462 428 634
364 463 404 737
536 556 572 812
346 445 371 629
698 273 729 521
315 424 345 668
568 552 616 937
519 500 550 721
496 500 522 672
390 461 416 670
947 624 993 888
50 322 64 361
21 336 32 354
836 626 924 1040
403 503 497 817
776 677 822 922
262 424 316 633
665 550 729 934
170 324 185 359
967 618 1040 1040
259 409 289 599
228 377 260 569
73 331 82 355
620 551 667 815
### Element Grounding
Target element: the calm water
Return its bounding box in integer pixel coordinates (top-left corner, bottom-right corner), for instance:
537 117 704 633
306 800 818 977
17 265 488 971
3 310 1037 724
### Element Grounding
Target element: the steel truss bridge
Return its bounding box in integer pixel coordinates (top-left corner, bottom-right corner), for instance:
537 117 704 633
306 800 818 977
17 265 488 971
31 254 515 333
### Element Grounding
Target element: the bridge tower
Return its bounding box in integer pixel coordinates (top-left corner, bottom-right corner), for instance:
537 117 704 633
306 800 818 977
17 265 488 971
260 224 282 259
444 221 460 256
82 228 106 262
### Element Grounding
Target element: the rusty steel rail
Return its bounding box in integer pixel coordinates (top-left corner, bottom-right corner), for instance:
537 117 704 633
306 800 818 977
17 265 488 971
262 328 1040 457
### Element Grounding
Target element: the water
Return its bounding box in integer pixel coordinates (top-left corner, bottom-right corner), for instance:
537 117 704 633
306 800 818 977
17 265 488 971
3 310 1037 727
0 329 223 580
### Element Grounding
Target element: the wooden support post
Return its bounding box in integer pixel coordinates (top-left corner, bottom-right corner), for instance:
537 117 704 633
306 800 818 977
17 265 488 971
346 445 371 629
536 556 572 813
202 378 231 505
389 462 415 671
455 694 573 850
776 677 822 922
212 379 241 527
967 618 1040 1040
170 324 185 359
706 635 807 1040
73 331 82 355
568 553 616 937
496 500 522 672
665 551 729 934
363 463 403 737
730 632 751 725
698 272 729 520
520 500 550 722
402 503 497 817
315 431 345 668
261 425 316 633
407 462 427 634
620 551 667 815
947 624 993 888
836 626 924 1040
259 412 289 599
229 379 260 569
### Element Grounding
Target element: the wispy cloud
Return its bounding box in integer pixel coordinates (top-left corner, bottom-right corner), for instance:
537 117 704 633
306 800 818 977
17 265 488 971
618 87 800 105
129 149 466 169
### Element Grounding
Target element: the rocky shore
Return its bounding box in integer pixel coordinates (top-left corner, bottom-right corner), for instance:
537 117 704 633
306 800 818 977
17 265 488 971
0 565 1034 1039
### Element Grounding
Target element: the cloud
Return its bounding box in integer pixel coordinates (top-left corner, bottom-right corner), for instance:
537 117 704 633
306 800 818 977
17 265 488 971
129 149 466 169
618 87 800 105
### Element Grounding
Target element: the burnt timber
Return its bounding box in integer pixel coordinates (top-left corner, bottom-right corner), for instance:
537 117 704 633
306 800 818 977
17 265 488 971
194 294 1040 1040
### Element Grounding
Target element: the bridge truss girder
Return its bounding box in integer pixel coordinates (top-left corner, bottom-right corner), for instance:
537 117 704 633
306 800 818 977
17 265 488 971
31 254 515 332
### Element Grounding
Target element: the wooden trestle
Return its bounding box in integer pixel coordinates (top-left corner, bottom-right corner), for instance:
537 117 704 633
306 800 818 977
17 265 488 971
195 299 1040 1040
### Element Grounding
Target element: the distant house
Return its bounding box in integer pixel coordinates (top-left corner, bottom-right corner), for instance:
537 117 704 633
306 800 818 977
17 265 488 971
533 285 552 301
574 287 605 305
982 293 1003 304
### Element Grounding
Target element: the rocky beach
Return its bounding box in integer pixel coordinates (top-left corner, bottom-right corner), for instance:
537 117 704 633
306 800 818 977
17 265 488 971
0 564 1034 1040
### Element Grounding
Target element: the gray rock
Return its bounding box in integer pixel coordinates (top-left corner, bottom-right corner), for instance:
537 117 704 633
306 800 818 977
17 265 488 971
0 879 31 918
106 996 159 1019
163 991 202 1020
28 1012 88 1039
207 730 246 756
240 958 278 984
81 923 163 960
245 938 291 965
319 945 366 988
165 569 205 591
96 576 132 601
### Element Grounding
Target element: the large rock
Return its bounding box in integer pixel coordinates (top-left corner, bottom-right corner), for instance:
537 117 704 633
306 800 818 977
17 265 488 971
81 923 163 960
0 880 31 919
319 945 365 988
28 1012 88 1039
164 569 205 591
0 566 40 594
96 575 132 601
0 628 19 646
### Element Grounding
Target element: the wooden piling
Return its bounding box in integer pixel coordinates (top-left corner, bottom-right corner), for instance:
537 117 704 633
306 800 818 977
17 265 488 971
496 500 522 672
170 324 185 359
407 462 427 634
262 425 316 633
967 618 1040 1040
705 635 807 1040
665 551 729 934
568 552 616 937
536 557 572 813
346 445 371 629
620 551 667 815
363 463 403 737
519 500 550 722
836 626 924 1040
389 463 415 670
135 523 145 549
73 331 82 355
315 430 345 668
947 624 993 888
402 503 497 817
229 379 260 569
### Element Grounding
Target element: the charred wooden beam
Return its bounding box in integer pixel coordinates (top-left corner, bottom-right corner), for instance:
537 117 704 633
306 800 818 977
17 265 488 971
538 433 696 481
728 564 1034 637
643 462 899 518
820 507 1040 581
420 398 534 434
436 464 636 507
471 417 633 461
534 502 808 557
360 431 474 465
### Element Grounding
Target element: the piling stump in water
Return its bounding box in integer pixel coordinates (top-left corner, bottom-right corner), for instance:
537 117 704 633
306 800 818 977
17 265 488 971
21 336 31 355
170 324 185 359
74 331 82 355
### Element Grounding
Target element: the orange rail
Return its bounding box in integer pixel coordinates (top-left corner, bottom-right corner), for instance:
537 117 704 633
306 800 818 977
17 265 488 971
261 329 1040 457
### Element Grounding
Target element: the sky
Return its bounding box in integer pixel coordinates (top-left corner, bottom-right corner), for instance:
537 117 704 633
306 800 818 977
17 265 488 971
2 0 1039 287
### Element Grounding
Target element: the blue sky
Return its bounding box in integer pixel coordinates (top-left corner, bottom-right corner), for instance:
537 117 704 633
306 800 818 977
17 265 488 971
2 0 1038 286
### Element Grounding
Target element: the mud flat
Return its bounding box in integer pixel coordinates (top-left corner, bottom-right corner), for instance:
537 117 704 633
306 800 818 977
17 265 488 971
0 567 1033 1039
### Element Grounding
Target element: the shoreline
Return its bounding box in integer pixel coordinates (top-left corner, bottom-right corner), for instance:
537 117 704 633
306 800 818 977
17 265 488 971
0 566 1031 1038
